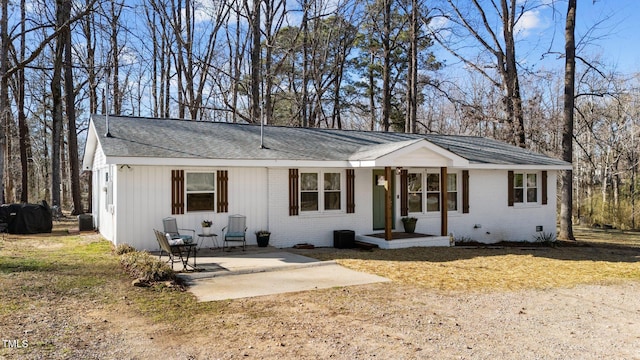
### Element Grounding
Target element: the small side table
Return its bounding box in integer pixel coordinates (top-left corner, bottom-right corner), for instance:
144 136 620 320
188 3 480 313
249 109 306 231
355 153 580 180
197 233 219 250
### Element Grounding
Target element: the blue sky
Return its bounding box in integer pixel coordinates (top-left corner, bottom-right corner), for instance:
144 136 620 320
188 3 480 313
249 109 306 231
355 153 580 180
578 0 640 72
533 0 640 73
429 0 640 79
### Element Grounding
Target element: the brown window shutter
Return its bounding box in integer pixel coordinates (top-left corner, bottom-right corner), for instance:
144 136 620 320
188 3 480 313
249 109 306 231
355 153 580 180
400 169 408 216
507 170 514 207
541 170 548 205
289 169 299 216
346 169 356 213
171 170 185 215
217 170 229 213
462 170 470 213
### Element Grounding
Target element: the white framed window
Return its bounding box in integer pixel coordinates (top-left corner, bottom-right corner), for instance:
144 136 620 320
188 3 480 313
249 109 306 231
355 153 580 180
407 170 460 214
408 173 423 213
514 173 538 203
300 171 342 212
186 172 215 212
426 172 440 212
105 171 113 211
447 173 458 211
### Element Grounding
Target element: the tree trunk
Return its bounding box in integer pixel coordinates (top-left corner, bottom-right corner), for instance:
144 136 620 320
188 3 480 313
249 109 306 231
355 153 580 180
0 0 8 204
301 1 309 127
501 0 525 147
381 0 391 131
51 0 65 209
264 0 273 125
368 50 376 131
559 0 576 240
63 0 82 214
18 0 29 202
249 0 261 123
405 0 417 134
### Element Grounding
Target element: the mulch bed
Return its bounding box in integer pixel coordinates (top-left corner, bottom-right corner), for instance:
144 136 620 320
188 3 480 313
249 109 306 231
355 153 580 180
455 240 585 248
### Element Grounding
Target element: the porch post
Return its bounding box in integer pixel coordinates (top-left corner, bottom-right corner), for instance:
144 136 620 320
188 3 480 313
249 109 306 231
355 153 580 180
385 166 393 240
440 167 448 236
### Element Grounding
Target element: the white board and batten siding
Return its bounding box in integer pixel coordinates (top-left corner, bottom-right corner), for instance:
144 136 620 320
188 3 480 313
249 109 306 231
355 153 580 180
93 163 559 250
267 168 372 248
419 169 558 244
98 165 368 250
99 166 268 251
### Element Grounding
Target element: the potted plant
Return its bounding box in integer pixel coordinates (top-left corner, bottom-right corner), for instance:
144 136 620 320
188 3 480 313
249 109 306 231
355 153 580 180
201 220 213 235
401 217 418 233
255 230 271 247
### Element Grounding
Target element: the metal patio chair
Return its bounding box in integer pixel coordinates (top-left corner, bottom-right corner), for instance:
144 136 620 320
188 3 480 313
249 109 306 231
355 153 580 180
162 217 195 244
222 214 247 251
153 229 195 271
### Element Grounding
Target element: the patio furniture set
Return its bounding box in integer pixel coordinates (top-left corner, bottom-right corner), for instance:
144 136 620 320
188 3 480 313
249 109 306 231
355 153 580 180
154 214 247 271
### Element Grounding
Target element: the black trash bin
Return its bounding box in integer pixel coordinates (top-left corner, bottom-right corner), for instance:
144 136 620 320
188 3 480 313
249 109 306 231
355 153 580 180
333 230 355 249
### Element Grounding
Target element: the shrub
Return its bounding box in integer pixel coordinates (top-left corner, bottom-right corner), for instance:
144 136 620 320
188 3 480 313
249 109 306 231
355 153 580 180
120 251 175 282
533 232 557 246
114 243 137 255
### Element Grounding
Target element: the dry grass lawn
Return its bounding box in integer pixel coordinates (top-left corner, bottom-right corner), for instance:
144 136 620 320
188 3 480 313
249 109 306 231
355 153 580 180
293 230 640 291
1 222 639 359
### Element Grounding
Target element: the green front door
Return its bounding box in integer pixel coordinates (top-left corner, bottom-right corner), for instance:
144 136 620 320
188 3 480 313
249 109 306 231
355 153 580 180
372 170 395 230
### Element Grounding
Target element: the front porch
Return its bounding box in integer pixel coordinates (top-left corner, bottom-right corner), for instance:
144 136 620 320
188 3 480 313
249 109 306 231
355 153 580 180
356 232 452 249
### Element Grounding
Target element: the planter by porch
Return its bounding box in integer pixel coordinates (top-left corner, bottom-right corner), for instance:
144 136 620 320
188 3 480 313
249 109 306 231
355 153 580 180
201 227 211 235
256 231 271 247
401 217 417 233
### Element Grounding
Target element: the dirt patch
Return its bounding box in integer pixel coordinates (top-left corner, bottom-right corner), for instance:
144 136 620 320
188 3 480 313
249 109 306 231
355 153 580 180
2 226 640 359
3 281 639 359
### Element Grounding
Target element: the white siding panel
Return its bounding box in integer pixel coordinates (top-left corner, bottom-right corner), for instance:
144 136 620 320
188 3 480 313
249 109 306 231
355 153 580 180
267 168 372 248
446 169 559 243
98 163 559 250
390 169 559 243
226 167 269 241
112 166 269 251
397 148 449 167
115 165 170 250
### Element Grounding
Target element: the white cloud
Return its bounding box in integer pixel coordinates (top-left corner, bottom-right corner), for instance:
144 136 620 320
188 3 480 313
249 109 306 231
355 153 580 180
514 9 545 38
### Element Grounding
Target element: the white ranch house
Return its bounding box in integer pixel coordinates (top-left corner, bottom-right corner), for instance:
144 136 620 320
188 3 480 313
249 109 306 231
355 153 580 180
82 115 571 251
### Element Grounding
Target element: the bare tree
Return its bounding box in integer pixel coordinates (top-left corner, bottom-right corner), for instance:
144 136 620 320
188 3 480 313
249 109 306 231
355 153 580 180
0 0 9 204
559 0 576 240
51 0 68 209
248 0 261 123
63 0 81 214
381 0 391 131
17 0 30 202
431 0 531 146
405 0 417 133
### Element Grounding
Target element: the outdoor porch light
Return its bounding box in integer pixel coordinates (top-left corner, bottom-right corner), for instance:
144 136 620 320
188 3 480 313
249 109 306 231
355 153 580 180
396 167 402 175
377 175 387 187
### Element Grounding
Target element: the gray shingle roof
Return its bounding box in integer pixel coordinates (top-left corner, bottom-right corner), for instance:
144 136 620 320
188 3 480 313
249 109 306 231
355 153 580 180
423 134 569 166
90 115 570 167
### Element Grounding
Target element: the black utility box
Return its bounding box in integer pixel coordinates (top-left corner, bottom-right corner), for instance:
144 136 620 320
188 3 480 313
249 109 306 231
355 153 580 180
78 214 94 231
333 230 355 249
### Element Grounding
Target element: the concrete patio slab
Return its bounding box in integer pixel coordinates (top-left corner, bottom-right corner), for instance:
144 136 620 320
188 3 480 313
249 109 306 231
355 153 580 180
176 249 390 301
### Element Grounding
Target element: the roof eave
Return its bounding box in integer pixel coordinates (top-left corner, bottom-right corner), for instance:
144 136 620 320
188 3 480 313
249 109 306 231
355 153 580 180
466 163 573 170
106 156 357 168
350 139 470 168
81 120 98 171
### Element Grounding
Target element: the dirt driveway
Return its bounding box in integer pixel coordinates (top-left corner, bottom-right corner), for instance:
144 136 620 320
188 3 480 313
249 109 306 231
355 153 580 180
2 230 639 359
7 280 635 359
